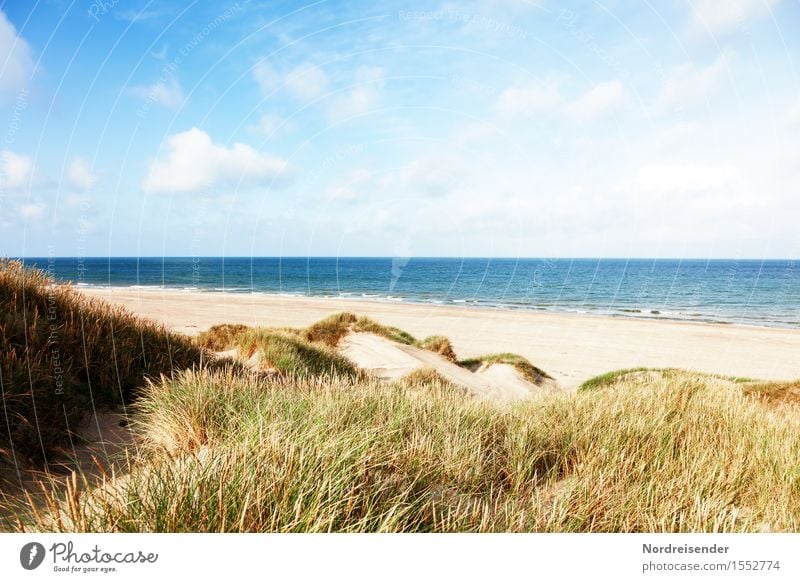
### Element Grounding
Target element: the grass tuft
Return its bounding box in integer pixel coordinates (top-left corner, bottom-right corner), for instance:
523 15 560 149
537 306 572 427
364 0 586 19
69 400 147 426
742 380 800 407
352 316 417 345
196 323 250 351
236 329 362 379
304 312 358 347
417 336 458 363
579 367 655 391
461 353 553 384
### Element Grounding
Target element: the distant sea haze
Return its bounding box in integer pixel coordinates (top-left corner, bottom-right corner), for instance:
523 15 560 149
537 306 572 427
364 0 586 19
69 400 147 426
21 257 800 329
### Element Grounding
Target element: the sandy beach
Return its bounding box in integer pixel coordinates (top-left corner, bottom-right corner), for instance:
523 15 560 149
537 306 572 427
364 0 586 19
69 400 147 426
81 287 800 389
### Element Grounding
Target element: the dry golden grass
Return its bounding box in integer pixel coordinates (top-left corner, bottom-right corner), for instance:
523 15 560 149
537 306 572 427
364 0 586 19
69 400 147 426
417 336 458 363
304 312 358 346
743 381 800 407
460 353 554 384
0 260 203 465
196 323 250 351
3 269 799 534
13 367 800 533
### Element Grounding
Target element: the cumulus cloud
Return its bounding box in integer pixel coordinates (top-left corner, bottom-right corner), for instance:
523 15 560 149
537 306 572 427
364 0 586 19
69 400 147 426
254 59 329 101
0 149 34 191
655 54 729 113
566 80 628 120
142 128 290 194
285 63 329 100
327 66 386 122
66 157 96 190
0 9 35 98
494 80 560 119
128 75 184 109
686 0 781 36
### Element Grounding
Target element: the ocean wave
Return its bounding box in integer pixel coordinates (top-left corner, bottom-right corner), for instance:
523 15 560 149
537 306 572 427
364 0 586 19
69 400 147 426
61 282 799 329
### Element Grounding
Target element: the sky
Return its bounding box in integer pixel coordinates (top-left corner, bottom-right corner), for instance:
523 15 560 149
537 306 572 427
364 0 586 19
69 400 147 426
0 0 798 259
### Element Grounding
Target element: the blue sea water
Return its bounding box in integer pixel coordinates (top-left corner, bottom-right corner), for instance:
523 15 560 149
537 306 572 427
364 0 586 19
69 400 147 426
18 257 800 329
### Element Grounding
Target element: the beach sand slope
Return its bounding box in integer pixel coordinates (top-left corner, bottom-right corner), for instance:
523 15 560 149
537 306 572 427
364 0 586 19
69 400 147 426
340 332 555 402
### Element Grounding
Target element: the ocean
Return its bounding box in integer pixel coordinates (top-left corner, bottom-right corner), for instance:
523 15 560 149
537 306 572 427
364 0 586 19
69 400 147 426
19 257 800 329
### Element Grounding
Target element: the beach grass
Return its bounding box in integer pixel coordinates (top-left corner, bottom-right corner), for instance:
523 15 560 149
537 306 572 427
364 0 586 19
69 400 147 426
578 367 656 391
579 368 760 392
13 367 800 533
352 315 417 345
0 259 203 465
742 380 800 407
235 328 363 379
460 353 554 384
417 336 458 362
196 323 251 351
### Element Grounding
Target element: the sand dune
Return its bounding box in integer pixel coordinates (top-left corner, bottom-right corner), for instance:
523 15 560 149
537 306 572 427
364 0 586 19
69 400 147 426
339 333 423 380
80 287 800 389
474 360 559 397
340 332 554 402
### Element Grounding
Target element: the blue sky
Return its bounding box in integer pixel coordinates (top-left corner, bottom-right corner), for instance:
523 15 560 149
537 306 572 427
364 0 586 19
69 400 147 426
1 0 799 258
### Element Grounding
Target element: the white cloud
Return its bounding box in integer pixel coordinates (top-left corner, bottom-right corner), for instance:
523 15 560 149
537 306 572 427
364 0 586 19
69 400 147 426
327 66 386 122
284 62 329 100
0 149 33 191
253 59 279 95
452 122 501 146
253 59 330 102
128 76 184 109
0 9 35 97
395 154 464 197
20 202 44 219
327 86 378 121
789 97 800 126
687 0 781 36
636 162 739 194
142 128 290 194
247 113 290 138
325 168 373 201
566 80 628 120
66 157 96 190
655 54 729 113
652 121 701 151
494 80 560 119
354 66 386 85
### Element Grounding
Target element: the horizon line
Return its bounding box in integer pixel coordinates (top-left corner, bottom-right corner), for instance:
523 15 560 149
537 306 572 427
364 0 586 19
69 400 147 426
8 256 799 262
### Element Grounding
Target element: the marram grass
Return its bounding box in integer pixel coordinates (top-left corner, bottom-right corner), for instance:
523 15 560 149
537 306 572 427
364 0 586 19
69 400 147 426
0 259 203 465
15 368 800 533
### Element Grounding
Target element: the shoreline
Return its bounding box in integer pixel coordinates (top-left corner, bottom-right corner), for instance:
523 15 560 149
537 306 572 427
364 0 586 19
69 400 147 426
80 286 800 390
72 283 799 332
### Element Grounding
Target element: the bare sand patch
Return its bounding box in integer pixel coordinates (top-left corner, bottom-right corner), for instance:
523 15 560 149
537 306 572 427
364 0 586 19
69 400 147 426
340 332 555 402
